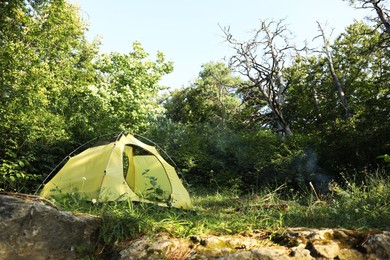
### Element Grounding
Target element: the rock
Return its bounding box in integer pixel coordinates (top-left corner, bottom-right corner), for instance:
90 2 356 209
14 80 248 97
118 228 390 259
289 243 314 259
0 193 99 260
363 231 390 259
119 234 192 260
306 240 340 258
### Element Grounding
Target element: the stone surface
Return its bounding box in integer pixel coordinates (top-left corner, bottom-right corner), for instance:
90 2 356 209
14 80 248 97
0 193 99 260
363 232 390 259
118 228 390 260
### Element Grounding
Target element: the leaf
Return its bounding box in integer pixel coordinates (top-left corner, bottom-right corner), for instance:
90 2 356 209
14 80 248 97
377 154 390 163
142 169 150 175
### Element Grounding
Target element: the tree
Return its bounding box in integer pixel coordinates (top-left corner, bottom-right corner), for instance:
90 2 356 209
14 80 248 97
222 19 294 136
164 62 241 127
316 22 351 117
0 0 98 191
346 0 390 36
285 20 390 172
92 42 173 134
151 62 247 189
284 55 325 134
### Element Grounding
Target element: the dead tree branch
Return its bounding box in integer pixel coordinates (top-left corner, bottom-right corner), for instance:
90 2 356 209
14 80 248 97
221 19 295 136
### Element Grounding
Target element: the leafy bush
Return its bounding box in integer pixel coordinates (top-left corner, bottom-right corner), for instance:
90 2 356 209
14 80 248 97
146 118 324 193
0 158 40 192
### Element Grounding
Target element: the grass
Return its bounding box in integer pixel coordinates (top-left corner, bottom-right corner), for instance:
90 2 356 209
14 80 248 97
51 168 390 257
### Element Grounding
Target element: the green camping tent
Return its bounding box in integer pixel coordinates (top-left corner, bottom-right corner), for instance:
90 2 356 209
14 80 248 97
40 133 192 209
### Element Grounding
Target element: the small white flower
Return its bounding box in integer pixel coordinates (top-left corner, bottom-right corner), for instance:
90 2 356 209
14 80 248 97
92 199 97 204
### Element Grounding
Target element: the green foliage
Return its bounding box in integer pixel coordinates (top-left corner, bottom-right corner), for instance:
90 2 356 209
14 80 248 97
141 169 168 204
283 168 390 229
0 0 92 191
0 159 40 192
377 154 390 165
147 115 322 193
0 0 174 193
92 42 173 133
155 62 321 192
164 62 241 127
284 20 390 175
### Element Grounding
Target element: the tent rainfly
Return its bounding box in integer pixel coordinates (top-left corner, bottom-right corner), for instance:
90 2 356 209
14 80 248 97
40 133 192 209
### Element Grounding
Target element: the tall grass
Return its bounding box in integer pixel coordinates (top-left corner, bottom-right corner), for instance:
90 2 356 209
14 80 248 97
283 168 390 229
51 168 390 256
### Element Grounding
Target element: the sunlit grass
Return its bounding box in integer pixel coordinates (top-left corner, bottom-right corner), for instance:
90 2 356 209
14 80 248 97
51 167 390 256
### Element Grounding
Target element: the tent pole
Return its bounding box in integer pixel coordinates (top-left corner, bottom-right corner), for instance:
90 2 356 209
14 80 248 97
96 131 124 201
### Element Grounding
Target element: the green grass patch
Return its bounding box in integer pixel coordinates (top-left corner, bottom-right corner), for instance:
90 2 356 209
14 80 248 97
51 168 390 256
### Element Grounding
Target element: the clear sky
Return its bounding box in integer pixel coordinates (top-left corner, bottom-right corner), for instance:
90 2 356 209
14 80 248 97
71 0 367 89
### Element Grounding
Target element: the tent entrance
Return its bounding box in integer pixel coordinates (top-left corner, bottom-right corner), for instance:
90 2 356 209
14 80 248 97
122 145 172 202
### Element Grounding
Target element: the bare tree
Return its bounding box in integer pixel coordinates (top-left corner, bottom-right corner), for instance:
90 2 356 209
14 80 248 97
346 0 390 36
222 19 294 136
316 22 351 117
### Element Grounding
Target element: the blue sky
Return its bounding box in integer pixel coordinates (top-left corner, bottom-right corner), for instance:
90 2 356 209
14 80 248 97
71 0 367 89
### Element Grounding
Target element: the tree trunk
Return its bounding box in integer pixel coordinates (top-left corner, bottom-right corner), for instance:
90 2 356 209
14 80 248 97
370 0 390 35
318 22 351 117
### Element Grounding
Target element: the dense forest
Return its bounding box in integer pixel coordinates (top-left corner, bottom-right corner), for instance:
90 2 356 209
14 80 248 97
0 0 389 195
